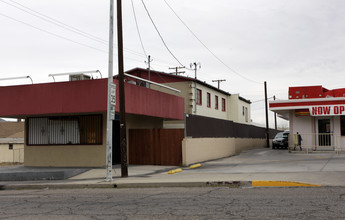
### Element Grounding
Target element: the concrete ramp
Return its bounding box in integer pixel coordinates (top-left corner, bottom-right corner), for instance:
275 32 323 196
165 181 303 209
0 166 89 181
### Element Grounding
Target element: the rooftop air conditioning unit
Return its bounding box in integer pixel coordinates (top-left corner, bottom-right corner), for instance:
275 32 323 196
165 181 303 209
69 74 91 81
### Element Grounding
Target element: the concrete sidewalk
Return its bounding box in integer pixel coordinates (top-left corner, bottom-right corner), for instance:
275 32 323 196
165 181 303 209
1 149 345 189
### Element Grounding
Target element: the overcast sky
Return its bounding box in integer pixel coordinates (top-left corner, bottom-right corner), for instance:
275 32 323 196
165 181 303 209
1 0 345 128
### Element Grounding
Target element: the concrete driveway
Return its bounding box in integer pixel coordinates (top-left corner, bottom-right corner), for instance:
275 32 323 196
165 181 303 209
184 148 345 173
177 148 345 186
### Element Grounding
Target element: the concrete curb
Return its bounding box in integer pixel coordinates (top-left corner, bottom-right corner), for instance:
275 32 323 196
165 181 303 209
0 183 116 190
0 181 248 190
252 181 321 187
0 180 324 190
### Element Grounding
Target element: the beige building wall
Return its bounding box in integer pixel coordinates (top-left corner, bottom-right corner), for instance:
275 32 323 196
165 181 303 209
194 84 228 120
152 81 230 120
182 137 266 166
24 113 107 167
228 94 251 124
0 143 24 163
151 81 251 124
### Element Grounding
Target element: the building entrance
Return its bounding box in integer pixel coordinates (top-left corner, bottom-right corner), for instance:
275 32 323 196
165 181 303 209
112 120 121 165
318 119 331 146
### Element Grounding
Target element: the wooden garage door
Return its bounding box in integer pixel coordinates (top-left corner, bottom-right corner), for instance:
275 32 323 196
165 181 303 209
129 129 184 166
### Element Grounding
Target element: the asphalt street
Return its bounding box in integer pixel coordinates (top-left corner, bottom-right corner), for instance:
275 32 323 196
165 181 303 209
1 187 345 219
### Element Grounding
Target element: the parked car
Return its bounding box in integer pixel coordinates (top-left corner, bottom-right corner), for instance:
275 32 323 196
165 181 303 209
272 131 289 149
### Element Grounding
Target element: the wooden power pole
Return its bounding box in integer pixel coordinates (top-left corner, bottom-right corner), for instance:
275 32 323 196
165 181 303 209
212 79 226 89
264 81 269 148
117 0 128 177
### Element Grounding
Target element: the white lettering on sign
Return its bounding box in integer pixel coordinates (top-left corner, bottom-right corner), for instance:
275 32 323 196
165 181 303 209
309 105 345 116
110 83 116 106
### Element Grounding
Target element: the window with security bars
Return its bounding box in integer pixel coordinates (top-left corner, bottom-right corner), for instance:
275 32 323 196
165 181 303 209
27 115 102 145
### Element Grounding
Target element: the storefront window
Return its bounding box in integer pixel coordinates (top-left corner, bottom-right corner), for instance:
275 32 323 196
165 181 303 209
27 115 102 145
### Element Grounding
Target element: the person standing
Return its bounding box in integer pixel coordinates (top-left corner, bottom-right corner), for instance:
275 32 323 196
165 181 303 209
294 132 302 151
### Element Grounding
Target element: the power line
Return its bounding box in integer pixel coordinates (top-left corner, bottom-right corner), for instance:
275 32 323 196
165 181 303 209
140 0 184 67
0 0 185 69
1 0 106 44
131 0 147 58
251 96 274 104
0 12 108 53
0 12 150 64
163 0 262 84
0 0 151 60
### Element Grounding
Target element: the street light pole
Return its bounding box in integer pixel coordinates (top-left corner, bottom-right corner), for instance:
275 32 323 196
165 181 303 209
105 0 114 181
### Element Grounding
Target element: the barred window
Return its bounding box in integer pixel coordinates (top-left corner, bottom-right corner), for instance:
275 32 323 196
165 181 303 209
27 115 102 145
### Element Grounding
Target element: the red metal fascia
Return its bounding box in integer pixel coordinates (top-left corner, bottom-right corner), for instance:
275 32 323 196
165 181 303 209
122 82 184 120
289 86 326 99
324 88 345 98
0 79 107 117
0 78 184 120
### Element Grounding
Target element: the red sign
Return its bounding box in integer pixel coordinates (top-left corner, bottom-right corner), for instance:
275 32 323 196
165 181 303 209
310 105 345 116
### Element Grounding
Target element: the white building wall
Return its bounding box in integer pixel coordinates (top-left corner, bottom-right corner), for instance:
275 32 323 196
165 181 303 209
292 115 314 134
229 94 251 124
151 81 251 123
290 113 314 149
289 111 345 150
195 84 228 120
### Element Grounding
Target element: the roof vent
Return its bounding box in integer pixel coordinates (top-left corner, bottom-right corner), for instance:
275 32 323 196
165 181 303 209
69 74 91 81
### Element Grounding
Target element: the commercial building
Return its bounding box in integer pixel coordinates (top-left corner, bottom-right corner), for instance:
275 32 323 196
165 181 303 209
0 69 275 168
0 76 184 167
125 68 252 126
269 85 345 151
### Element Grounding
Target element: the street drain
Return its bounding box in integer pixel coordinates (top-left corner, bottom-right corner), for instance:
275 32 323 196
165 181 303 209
206 181 241 187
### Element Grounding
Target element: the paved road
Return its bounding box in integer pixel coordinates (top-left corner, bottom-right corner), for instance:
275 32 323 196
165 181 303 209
1 187 345 219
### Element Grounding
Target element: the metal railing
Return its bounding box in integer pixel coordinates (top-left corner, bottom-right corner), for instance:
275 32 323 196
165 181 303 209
292 133 345 152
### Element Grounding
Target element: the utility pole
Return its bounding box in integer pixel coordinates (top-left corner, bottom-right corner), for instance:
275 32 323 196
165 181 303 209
274 95 277 130
169 66 185 75
117 0 128 177
190 62 201 114
145 55 153 85
212 79 226 89
106 0 114 182
190 62 201 79
264 81 269 148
